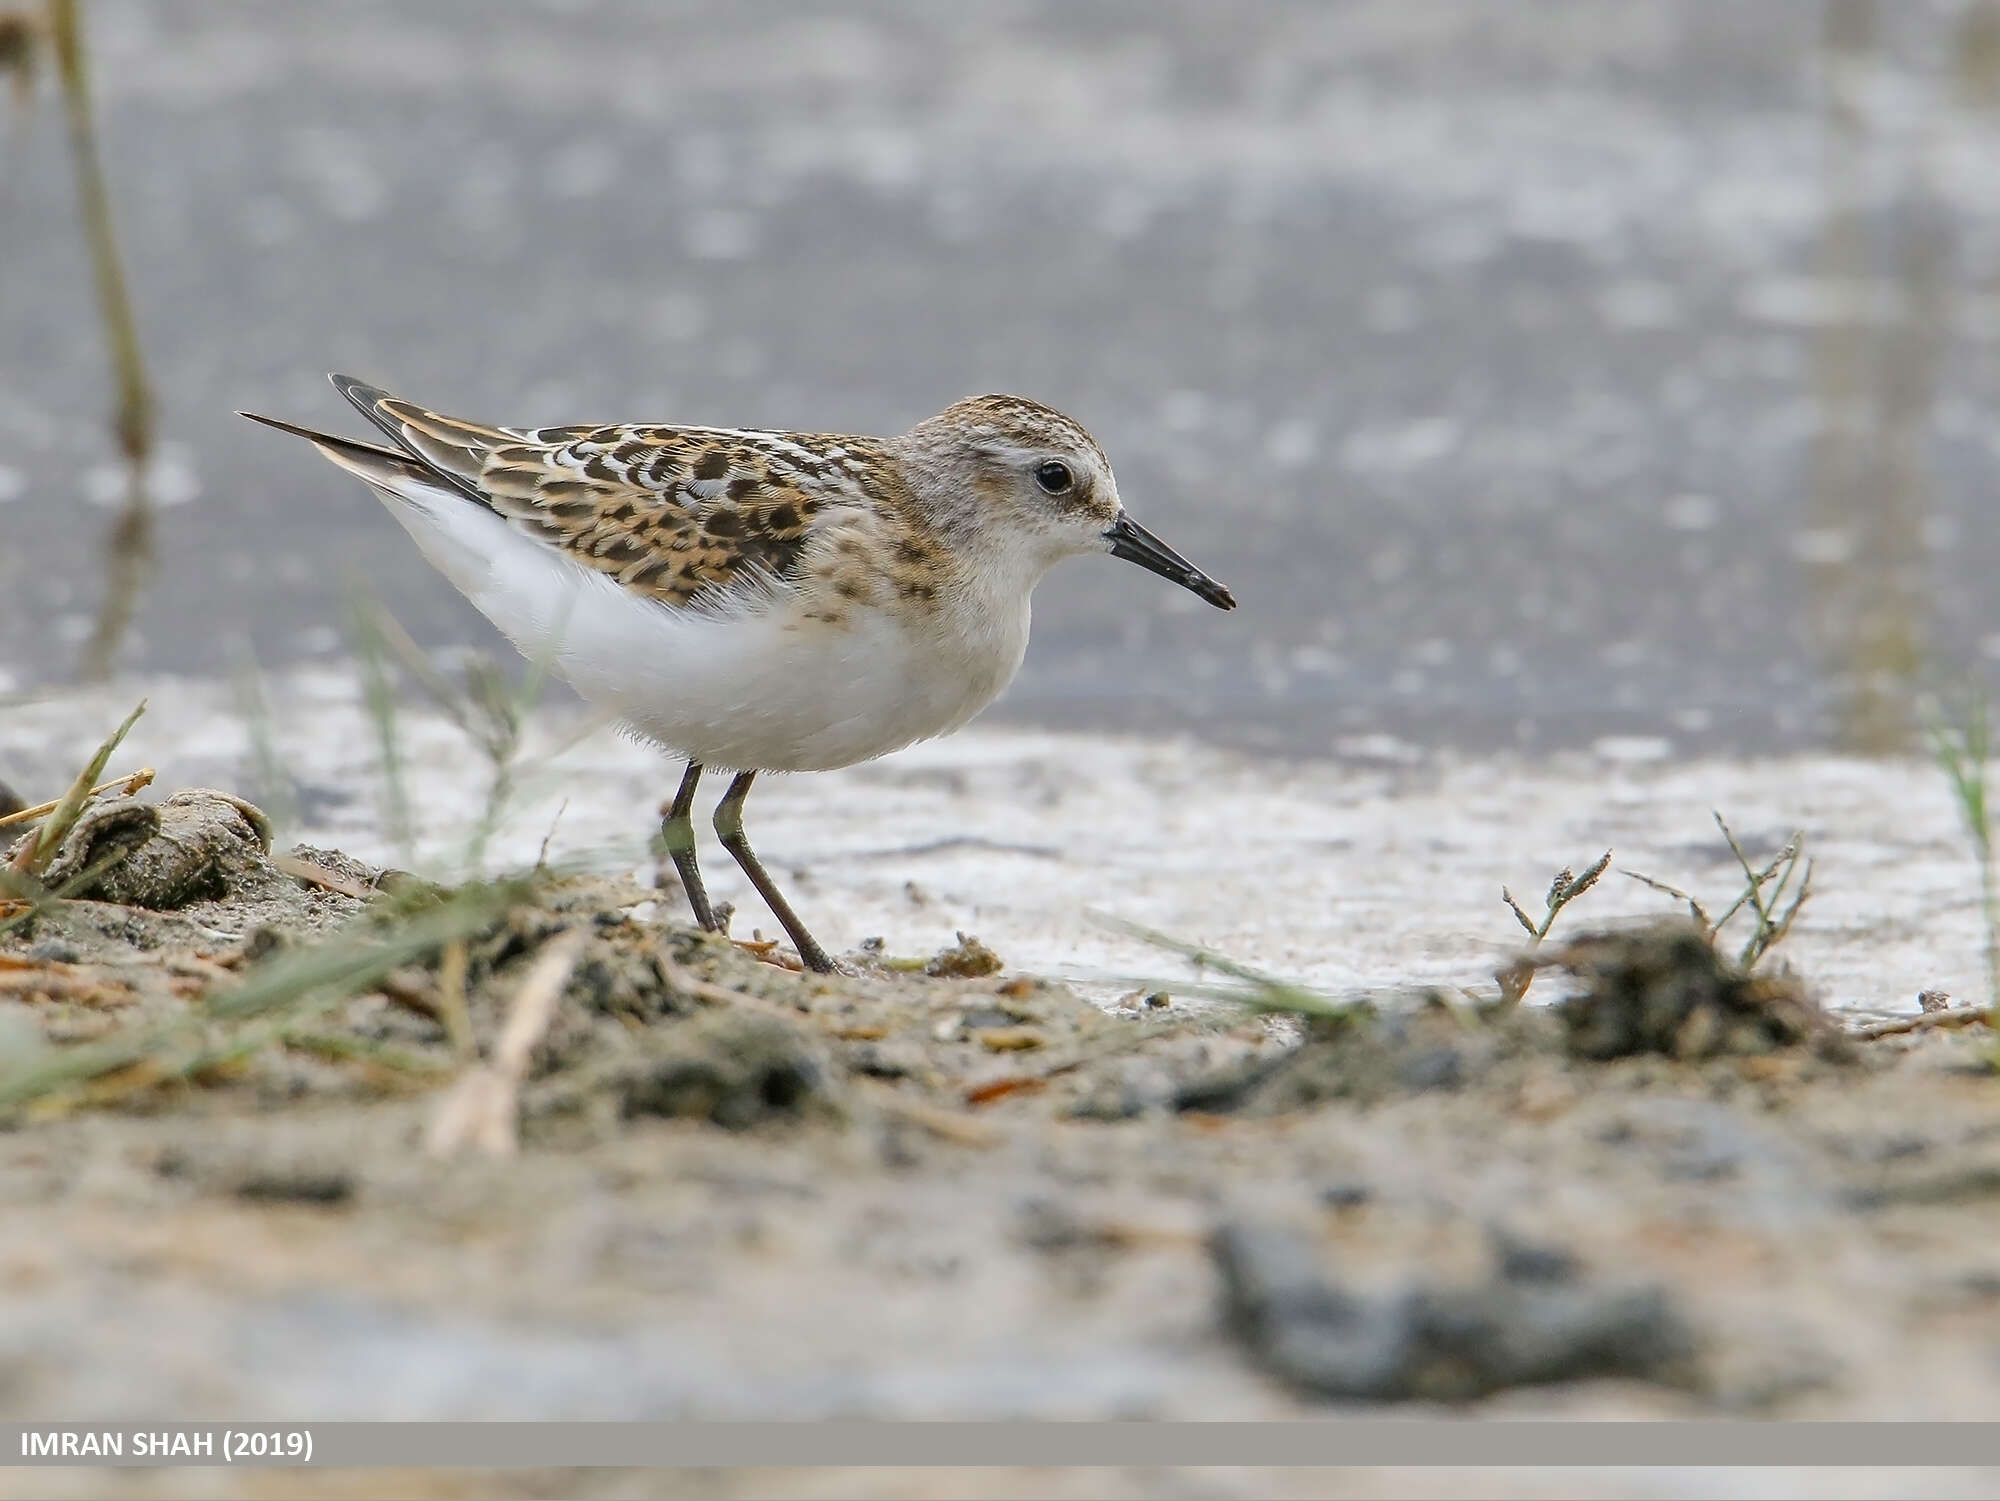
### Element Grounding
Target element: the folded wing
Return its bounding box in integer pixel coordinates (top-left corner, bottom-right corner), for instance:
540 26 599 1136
325 374 846 609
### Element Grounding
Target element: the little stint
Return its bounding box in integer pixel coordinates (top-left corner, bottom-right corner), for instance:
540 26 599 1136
244 376 1235 972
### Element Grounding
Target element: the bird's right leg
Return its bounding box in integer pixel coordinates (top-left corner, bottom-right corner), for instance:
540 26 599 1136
659 761 719 931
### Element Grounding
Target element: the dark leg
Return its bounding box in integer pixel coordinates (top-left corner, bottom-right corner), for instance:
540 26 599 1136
659 761 719 931
713 770 836 974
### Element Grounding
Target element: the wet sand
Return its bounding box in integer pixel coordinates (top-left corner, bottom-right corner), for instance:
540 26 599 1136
2 669 1989 1021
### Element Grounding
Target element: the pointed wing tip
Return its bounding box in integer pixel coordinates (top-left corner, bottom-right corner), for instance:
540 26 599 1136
329 371 394 414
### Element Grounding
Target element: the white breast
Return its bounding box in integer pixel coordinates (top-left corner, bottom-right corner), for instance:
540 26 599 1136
375 484 1030 772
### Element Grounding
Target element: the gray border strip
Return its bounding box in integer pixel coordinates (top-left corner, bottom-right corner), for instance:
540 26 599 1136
4 1422 1997 1468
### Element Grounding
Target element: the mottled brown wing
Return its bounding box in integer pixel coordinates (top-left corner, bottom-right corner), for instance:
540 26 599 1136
331 375 850 608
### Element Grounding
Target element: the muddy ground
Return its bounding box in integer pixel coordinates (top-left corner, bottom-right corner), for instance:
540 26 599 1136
7 766 2000 1495
6 671 2000 1499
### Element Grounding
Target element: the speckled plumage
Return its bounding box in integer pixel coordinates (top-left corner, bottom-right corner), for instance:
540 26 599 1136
354 389 903 611
243 374 1234 972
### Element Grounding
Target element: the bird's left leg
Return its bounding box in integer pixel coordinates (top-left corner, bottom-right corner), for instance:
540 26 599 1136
712 770 837 974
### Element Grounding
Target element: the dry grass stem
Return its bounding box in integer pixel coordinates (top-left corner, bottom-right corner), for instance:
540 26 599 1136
343 594 571 876
281 1029 451 1079
425 928 586 1159
1622 813 1812 973
655 953 801 1020
1852 1007 1989 1041
0 764 152 830
1924 696 1999 1013
435 936 475 1060
268 852 377 902
0 883 518 1115
347 600 416 864
1497 850 1611 1005
8 701 144 875
47 0 150 463
230 651 300 838
46 0 158 679
1089 911 1351 1018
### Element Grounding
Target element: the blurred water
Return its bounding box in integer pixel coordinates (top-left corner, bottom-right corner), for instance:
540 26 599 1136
5 0 2000 757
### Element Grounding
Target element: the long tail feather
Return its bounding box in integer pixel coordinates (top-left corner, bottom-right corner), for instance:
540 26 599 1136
239 409 426 477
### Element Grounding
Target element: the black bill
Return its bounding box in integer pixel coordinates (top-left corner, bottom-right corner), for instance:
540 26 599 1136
1104 513 1237 610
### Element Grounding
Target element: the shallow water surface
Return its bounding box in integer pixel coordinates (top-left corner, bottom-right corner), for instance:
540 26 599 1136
5 1 2000 757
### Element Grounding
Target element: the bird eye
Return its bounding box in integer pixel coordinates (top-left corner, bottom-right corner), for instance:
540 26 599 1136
1034 460 1073 495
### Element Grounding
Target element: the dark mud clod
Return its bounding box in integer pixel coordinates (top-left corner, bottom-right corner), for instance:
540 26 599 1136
1171 1051 1296 1114
155 1144 355 1206
925 931 1003 979
32 797 157 892
234 1168 354 1206
1491 1225 1582 1285
1169 998 1513 1116
1319 1182 1372 1211
0 778 24 820
24 789 279 910
1210 1221 1696 1402
1552 923 1838 1061
605 1011 833 1129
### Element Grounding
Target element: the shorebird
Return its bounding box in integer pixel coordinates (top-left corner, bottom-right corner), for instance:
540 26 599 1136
243 375 1235 972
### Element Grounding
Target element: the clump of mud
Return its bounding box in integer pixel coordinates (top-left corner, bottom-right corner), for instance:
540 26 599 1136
1550 923 1845 1062
1079 922 1856 1125
538 1009 836 1131
31 788 280 910
1211 1220 1698 1402
924 931 1003 979
1116 995 1557 1119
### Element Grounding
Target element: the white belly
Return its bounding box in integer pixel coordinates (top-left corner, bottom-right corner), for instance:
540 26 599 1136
591 595 1024 772
383 491 1026 772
